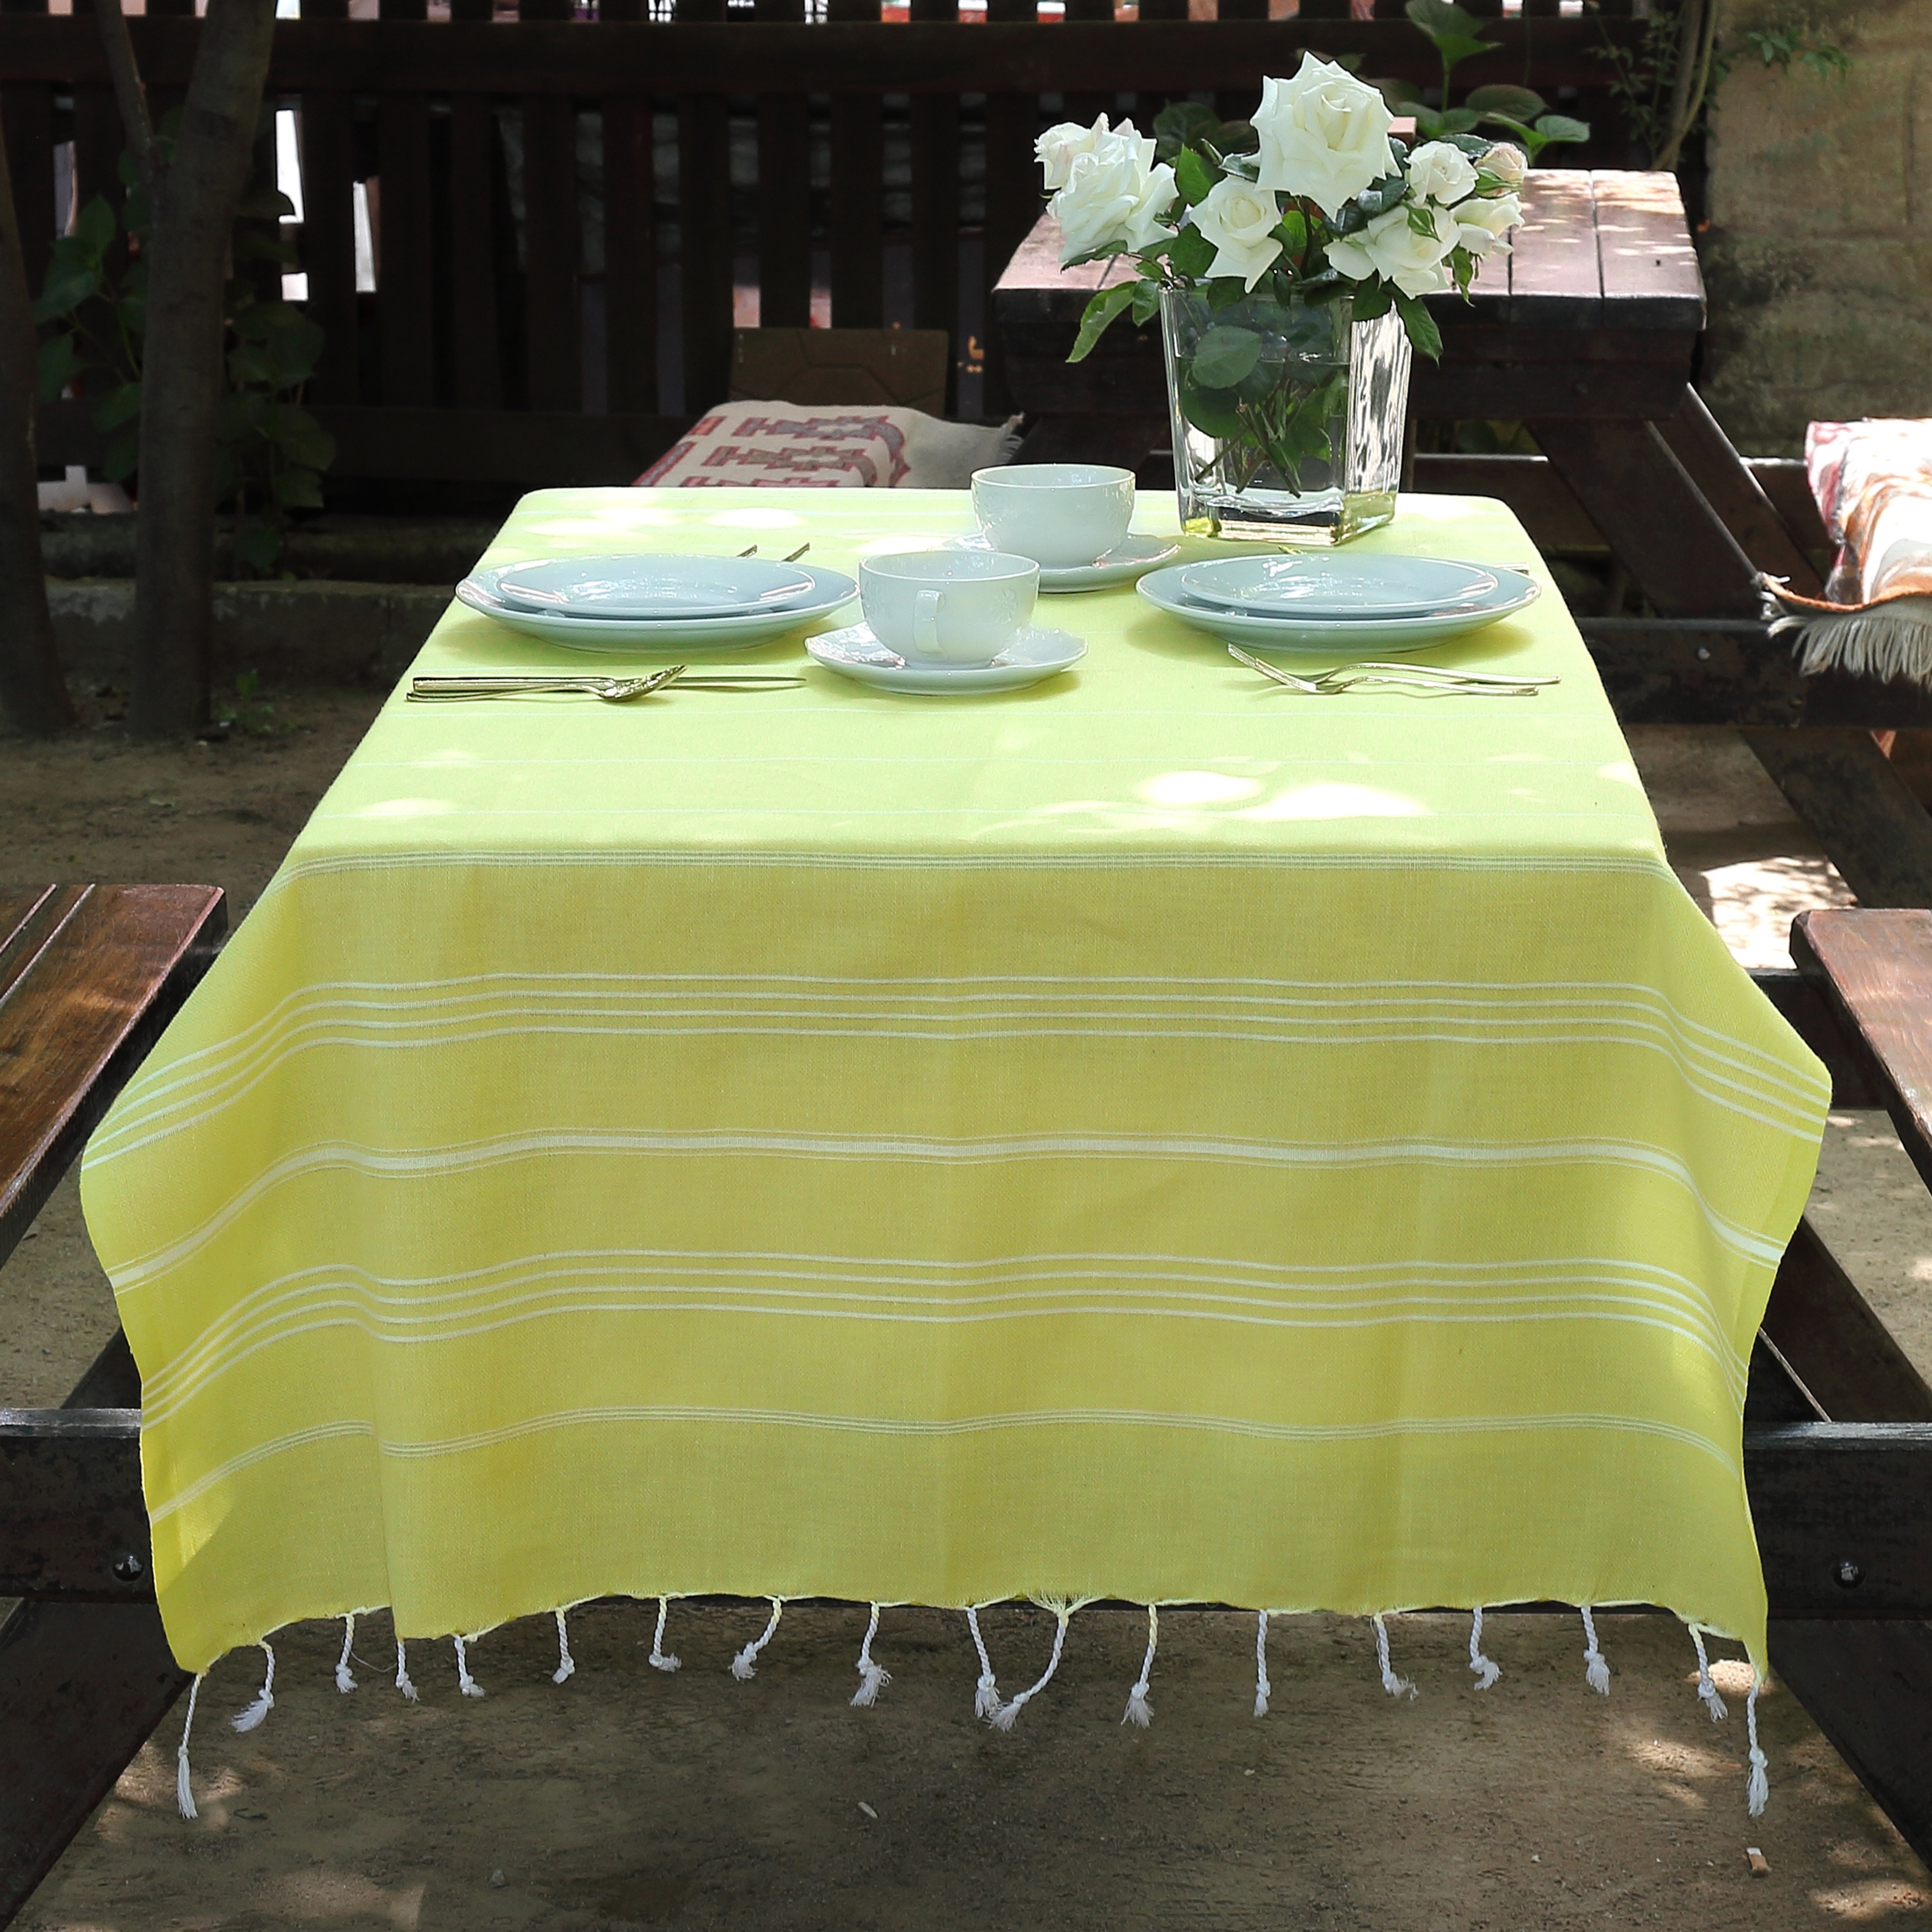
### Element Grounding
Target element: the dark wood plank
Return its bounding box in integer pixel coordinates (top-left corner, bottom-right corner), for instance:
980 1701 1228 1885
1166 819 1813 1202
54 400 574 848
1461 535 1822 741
0 1601 188 1927
1410 452 1601 552
908 0 962 414
1770 1622 1932 1867
1744 734 1932 911
311 402 691 482
0 885 226 1268
980 0 1038 418
826 0 884 328
602 93 657 415
1061 0 1112 128
0 1410 148 1604
1751 457 1832 554
1589 167 1703 331
1532 417 1761 616
6 17 1654 97
675 0 734 413
1762 1218 1932 1425
2 82 55 305
375 93 437 404
753 0 813 331
1793 909 1932 1193
1504 168 1599 327
1748 969 1888 1108
1212 0 1265 121
1656 385 1824 594
298 90 360 404
1578 618 1808 729
521 93 582 410
448 95 503 409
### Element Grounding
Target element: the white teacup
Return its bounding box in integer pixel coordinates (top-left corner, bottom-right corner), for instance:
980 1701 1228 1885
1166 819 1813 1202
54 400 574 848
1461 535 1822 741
859 550 1038 665
971 462 1136 570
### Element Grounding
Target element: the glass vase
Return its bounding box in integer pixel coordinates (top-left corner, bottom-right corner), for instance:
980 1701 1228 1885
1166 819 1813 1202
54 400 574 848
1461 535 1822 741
1160 285 1412 546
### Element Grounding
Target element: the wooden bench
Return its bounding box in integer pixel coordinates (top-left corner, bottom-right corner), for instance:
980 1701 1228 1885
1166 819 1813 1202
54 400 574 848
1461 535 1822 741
0 883 225 1926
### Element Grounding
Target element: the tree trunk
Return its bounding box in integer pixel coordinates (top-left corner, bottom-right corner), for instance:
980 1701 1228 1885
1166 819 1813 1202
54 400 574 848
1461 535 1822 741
126 0 278 739
0 104 75 736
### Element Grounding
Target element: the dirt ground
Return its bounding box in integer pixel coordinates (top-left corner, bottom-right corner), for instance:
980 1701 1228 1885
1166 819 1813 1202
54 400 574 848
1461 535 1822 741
3 691 1929 1931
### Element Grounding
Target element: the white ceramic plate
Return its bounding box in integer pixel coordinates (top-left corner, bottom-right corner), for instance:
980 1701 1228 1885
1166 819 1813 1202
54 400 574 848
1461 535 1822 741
455 565 857 652
1176 554 1503 620
1136 564 1539 655
946 531 1179 592
808 622 1086 693
488 555 819 620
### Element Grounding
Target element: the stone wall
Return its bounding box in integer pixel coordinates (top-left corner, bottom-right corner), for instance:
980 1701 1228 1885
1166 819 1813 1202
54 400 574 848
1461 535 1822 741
1699 0 1932 455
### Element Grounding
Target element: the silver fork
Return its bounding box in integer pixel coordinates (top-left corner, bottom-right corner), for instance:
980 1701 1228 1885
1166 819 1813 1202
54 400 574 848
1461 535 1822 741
1227 643 1551 696
407 666 803 702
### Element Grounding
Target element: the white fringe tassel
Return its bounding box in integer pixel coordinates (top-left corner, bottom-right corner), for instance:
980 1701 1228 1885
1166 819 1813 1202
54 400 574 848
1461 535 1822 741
1373 1615 1416 1700
176 1673 204 1820
394 1638 420 1703
1468 1609 1500 1690
1690 1626 1728 1722
989 1606 1072 1732
1784 596 1932 689
1747 1676 1770 1817
649 1596 682 1673
230 1642 276 1733
1122 1604 1157 1728
553 1610 577 1685
967 1606 1001 1719
1580 1607 1611 1695
731 1598 783 1680
335 1616 358 1694
454 1634 486 1699
851 1604 891 1707
1253 1610 1271 1718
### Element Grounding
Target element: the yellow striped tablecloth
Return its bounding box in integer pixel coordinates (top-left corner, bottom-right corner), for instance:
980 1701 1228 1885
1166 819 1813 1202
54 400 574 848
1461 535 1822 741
81 488 1828 1678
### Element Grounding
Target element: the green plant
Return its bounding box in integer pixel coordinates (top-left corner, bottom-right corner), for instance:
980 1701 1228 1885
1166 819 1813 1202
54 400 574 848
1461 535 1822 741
1374 1 1591 161
34 116 334 575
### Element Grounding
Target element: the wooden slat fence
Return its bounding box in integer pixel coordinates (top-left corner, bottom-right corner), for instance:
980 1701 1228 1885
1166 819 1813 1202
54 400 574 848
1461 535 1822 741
4 0 1649 484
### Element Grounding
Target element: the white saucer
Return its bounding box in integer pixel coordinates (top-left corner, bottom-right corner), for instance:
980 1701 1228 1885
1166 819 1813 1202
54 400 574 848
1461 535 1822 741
1135 564 1539 655
456 565 857 651
808 622 1087 693
946 531 1179 592
1176 554 1502 620
493 553 818 620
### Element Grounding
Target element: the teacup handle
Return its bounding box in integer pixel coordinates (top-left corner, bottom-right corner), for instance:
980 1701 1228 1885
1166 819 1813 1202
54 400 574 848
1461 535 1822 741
914 588 943 657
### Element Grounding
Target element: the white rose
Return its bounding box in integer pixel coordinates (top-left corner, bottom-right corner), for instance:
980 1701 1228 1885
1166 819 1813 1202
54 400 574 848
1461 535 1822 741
1323 203 1457 299
1478 142 1527 190
1051 145 1178 262
1035 115 1154 191
1452 192 1523 258
1187 175 1287 292
1251 55 1398 219
1405 140 1478 205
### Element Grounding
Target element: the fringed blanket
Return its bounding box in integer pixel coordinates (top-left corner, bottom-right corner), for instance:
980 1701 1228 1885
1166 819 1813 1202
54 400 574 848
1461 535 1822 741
1768 418 1932 686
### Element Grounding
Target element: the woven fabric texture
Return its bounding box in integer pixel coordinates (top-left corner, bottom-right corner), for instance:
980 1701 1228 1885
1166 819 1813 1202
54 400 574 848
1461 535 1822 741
81 488 1828 1676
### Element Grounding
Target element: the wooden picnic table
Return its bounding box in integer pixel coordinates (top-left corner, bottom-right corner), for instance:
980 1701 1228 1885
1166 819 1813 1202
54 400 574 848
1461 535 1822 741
994 169 1932 911
993 169 1818 617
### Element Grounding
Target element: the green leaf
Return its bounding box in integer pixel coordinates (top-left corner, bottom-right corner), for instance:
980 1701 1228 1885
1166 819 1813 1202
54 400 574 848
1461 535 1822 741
1427 108 1483 134
1173 146 1219 208
229 341 279 388
1532 113 1591 145
103 427 139 483
1206 276 1248 311
1465 84 1546 118
1190 323 1264 389
1066 282 1139 364
1373 76 1426 110
1129 281 1160 326
1406 203 1439 237
1348 279 1395 323
1392 286 1443 362
265 404 336 470
218 389 269 439
91 381 142 432
233 521 283 572
272 465 324 509
1427 30 1500 67
1164 224 1217 282
116 291 146 338
1177 371 1246 440
33 259 100 322
236 184 297 223
1152 99 1220 162
235 231 299 267
73 194 119 257
233 301 310 341
1405 0 1482 35
37 333 85 404
1278 208 1308 257
1214 119 1259 157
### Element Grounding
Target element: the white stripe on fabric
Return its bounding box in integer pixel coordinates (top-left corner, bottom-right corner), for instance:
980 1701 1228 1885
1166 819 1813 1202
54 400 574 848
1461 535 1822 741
108 1129 1788 1293
146 1404 1738 1526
